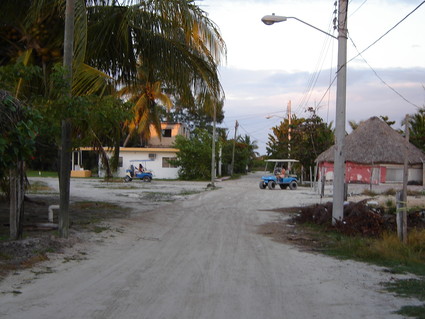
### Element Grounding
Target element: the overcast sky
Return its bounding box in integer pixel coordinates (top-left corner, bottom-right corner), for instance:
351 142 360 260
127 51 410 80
195 0 425 154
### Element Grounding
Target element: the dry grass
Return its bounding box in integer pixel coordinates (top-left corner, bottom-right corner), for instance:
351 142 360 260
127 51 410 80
366 230 425 264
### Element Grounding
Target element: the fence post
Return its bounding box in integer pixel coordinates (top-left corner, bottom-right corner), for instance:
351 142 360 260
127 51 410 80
396 190 407 243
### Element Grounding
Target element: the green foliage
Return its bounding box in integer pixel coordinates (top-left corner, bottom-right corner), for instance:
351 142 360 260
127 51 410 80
319 229 425 276
172 128 214 180
386 279 425 319
409 108 425 153
24 66 131 171
266 108 334 177
395 304 425 319
0 63 42 96
0 91 40 180
221 135 258 175
0 0 227 176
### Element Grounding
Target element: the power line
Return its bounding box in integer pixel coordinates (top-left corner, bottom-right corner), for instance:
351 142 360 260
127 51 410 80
348 35 420 108
347 1 425 65
293 5 337 117
349 0 368 17
307 1 424 116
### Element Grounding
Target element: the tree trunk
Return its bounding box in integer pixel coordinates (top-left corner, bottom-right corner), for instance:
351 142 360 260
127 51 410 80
9 161 25 240
59 119 71 238
59 0 75 238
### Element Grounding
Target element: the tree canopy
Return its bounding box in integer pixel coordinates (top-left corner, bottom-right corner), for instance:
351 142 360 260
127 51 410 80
0 0 226 170
266 109 334 176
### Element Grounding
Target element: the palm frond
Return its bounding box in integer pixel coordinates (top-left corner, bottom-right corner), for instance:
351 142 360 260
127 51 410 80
73 63 113 96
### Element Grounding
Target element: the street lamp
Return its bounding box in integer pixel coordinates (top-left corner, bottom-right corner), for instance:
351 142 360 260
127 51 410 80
261 14 337 39
262 0 348 224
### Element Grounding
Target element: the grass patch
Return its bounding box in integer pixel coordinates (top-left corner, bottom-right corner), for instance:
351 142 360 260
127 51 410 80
73 201 120 210
385 279 425 301
143 192 173 202
27 171 58 178
320 229 425 276
93 226 110 233
296 223 425 318
27 181 54 193
385 279 425 318
178 189 202 196
361 189 379 197
0 252 12 261
395 305 425 319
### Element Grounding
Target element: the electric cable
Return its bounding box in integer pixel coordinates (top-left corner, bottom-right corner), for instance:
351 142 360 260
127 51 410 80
346 0 425 65
293 4 338 118
348 35 420 108
349 0 368 17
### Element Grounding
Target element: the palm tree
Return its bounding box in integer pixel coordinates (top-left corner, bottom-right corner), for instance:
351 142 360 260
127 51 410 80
118 61 172 146
409 108 425 152
1 0 226 238
1 0 226 144
1 0 226 108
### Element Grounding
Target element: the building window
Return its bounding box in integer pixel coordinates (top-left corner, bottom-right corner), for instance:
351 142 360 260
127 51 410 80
118 157 123 168
162 157 177 168
162 129 172 138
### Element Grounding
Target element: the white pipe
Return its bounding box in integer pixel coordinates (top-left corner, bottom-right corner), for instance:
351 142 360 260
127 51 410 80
48 205 60 223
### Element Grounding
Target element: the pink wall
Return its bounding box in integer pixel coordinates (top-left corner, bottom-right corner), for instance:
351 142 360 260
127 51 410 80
318 162 386 184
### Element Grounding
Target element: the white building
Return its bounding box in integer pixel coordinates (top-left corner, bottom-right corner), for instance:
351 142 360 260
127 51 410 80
100 147 179 179
73 123 189 179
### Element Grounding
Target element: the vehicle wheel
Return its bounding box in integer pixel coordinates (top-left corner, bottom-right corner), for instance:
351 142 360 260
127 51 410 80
124 175 132 182
259 181 266 189
279 184 287 190
267 181 276 190
143 176 152 182
289 181 298 190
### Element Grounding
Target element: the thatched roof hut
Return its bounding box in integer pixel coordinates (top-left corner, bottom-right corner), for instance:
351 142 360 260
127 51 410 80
316 116 425 165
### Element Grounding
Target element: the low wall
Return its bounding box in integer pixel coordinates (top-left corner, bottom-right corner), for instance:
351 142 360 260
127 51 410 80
71 170 92 178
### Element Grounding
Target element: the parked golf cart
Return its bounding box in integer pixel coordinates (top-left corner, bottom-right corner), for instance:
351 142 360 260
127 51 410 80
124 160 153 182
259 159 299 190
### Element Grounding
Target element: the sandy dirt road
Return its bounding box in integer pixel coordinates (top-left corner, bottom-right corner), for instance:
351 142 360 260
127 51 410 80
0 173 419 318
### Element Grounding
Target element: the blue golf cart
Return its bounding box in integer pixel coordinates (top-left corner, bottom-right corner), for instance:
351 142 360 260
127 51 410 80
259 159 299 190
124 160 153 182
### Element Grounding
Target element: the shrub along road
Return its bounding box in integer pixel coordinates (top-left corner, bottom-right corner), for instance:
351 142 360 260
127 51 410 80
0 173 420 318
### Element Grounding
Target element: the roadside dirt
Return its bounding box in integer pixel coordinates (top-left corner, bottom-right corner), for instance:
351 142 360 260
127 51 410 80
258 192 425 251
0 178 205 281
0 195 129 280
0 175 423 319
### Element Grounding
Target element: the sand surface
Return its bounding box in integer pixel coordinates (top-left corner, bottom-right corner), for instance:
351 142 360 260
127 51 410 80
0 173 421 319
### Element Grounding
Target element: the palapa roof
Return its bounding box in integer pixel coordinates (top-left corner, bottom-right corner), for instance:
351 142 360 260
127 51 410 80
316 116 425 165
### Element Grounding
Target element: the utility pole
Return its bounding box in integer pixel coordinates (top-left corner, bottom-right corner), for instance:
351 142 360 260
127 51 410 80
398 114 409 243
230 120 238 176
59 0 75 238
210 101 217 187
287 100 292 171
332 0 348 225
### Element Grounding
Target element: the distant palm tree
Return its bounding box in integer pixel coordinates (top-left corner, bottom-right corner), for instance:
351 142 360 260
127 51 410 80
348 120 361 131
409 109 425 152
118 61 173 146
239 134 259 158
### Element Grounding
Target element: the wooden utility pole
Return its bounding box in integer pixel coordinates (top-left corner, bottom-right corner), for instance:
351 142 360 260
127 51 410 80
230 120 238 176
59 0 75 238
287 101 291 156
210 101 217 187
397 114 409 243
9 161 25 239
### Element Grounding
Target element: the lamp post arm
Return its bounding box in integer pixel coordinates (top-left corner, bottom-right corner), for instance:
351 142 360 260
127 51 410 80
287 17 337 40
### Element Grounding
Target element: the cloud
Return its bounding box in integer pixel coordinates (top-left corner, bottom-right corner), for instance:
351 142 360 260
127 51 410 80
219 66 424 154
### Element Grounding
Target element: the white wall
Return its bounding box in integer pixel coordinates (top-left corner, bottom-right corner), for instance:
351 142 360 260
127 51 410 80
99 148 179 179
